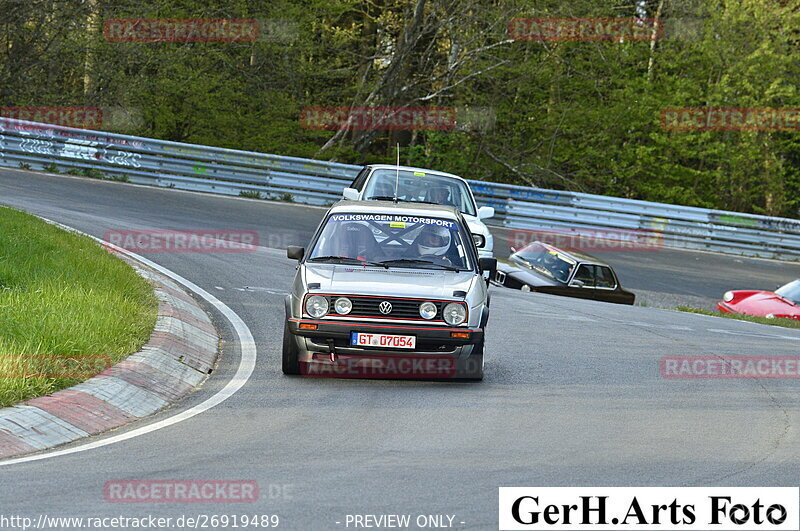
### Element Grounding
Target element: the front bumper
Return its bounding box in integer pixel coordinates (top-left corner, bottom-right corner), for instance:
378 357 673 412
287 318 483 362
717 301 735 314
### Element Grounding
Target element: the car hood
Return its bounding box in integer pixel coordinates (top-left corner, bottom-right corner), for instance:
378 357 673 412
497 259 562 287
729 291 800 316
302 264 476 299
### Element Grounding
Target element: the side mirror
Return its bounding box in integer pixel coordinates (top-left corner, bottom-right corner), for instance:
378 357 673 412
471 233 486 248
479 257 497 276
342 187 360 200
287 246 305 261
570 279 586 288
477 206 495 220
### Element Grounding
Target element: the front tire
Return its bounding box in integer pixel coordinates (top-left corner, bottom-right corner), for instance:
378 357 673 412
457 342 484 381
282 320 301 375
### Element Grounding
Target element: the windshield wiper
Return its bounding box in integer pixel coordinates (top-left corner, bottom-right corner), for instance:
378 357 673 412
308 256 387 268
369 196 437 205
377 258 460 272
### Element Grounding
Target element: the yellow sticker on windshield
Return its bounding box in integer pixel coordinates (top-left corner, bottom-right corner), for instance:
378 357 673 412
413 171 426 177
390 221 406 228
548 250 558 255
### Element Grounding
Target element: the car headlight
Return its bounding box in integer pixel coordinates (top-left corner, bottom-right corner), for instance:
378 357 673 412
334 297 352 315
305 295 329 317
443 302 466 325
471 233 485 248
766 313 775 319
723 291 734 302
419 302 437 320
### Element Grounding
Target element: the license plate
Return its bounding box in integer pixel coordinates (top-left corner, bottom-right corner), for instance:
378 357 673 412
350 332 416 349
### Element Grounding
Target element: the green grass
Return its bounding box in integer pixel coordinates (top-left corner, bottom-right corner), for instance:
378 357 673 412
676 306 800 329
239 190 262 199
0 207 157 407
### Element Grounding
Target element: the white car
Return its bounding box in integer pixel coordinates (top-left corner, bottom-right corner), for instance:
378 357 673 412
342 164 495 258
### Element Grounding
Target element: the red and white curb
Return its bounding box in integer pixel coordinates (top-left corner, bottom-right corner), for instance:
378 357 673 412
0 260 219 460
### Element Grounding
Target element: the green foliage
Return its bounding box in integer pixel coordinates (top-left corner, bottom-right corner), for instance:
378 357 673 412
1 0 799 218
81 168 105 179
239 190 263 199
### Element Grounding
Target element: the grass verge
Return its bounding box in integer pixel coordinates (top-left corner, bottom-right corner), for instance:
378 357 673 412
0 207 157 407
676 306 800 329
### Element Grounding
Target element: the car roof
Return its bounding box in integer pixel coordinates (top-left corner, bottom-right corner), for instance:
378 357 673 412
530 241 611 266
365 164 467 183
329 199 462 221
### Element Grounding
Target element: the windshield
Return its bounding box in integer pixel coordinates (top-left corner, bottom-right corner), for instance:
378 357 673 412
776 279 800 304
308 212 472 270
510 242 577 283
362 170 477 216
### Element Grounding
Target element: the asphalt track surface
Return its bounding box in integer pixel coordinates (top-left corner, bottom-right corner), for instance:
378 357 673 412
1 168 800 529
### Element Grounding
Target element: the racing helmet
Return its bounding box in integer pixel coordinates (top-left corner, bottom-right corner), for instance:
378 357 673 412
417 225 451 256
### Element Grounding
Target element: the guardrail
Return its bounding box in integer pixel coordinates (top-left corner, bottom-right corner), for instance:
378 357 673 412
1 116 799 260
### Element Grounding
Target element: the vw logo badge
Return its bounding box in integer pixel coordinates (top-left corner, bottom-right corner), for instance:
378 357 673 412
378 301 393 314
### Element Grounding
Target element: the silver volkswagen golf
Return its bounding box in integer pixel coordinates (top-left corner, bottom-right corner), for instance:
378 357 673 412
282 200 494 380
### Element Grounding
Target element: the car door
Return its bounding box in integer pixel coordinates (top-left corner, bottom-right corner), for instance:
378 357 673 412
566 263 597 301
593 265 623 303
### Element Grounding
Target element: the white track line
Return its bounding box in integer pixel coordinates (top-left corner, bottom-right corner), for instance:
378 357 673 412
0 219 257 467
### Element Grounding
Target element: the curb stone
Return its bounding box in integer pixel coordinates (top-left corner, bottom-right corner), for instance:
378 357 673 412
0 257 220 460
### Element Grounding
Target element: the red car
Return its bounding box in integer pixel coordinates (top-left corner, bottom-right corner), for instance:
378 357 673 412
717 279 800 320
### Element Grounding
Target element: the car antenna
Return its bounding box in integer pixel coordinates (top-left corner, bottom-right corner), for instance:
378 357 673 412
393 142 400 203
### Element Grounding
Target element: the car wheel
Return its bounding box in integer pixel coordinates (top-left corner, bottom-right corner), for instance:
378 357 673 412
457 342 484 381
282 320 301 375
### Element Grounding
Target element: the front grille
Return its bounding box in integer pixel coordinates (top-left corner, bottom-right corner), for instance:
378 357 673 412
319 295 449 322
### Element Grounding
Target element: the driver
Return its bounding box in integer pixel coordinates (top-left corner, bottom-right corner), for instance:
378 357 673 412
426 185 452 206
413 225 454 263
541 251 572 282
